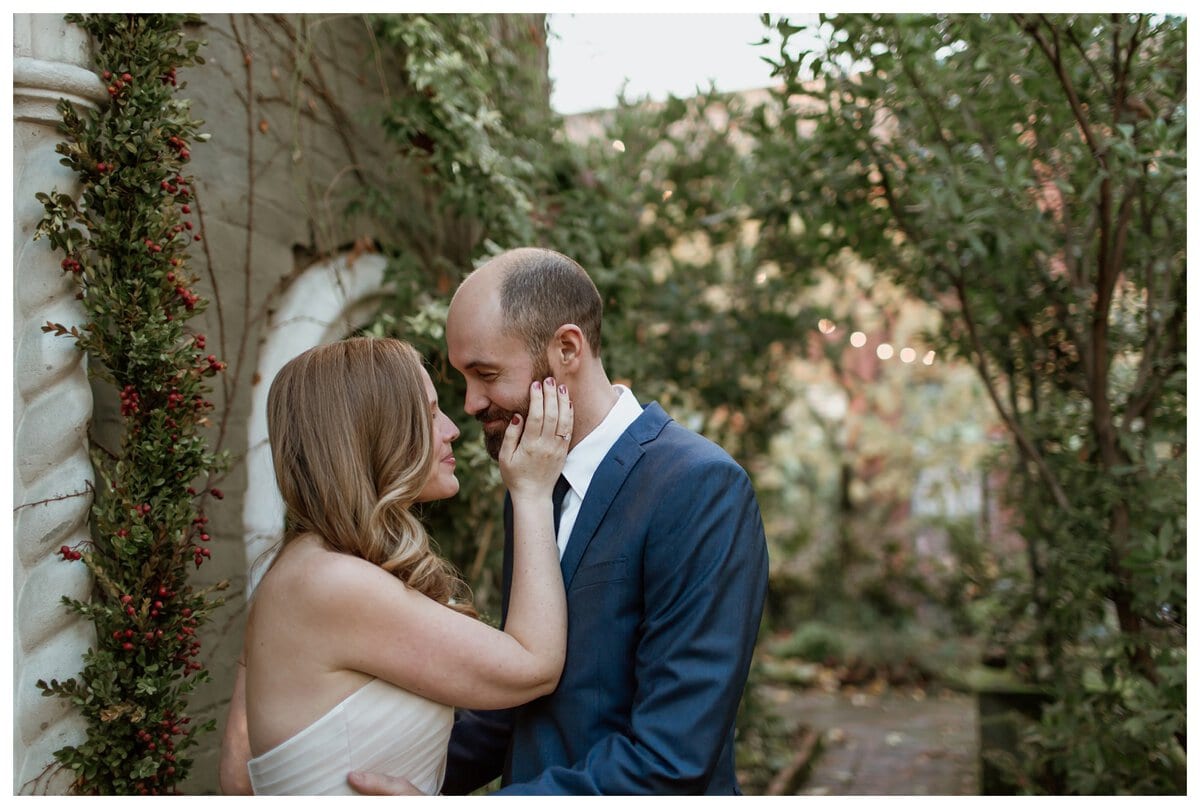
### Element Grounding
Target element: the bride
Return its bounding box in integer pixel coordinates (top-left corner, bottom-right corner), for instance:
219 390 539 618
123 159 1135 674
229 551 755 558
218 336 571 795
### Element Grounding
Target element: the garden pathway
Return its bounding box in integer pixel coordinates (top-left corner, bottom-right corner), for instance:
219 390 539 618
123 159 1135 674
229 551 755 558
762 684 979 795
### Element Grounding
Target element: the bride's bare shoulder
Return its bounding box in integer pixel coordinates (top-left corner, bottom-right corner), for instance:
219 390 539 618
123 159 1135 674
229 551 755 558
256 535 401 612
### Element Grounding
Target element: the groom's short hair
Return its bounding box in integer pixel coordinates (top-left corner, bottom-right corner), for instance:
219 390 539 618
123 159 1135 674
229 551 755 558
497 248 604 359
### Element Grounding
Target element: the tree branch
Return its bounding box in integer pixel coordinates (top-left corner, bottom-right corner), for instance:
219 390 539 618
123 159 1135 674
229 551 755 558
13 484 95 514
1017 15 1105 166
952 273 1071 511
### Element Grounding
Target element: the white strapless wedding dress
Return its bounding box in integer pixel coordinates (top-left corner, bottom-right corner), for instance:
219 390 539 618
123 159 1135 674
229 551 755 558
247 678 453 795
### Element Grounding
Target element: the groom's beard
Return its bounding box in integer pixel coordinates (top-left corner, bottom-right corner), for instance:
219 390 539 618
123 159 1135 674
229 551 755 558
477 358 552 460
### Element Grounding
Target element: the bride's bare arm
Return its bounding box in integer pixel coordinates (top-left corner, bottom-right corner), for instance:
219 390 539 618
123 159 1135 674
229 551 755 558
218 654 254 794
493 377 572 697
303 379 571 710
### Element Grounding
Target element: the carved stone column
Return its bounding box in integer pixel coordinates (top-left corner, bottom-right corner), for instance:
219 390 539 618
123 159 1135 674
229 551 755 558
12 14 105 794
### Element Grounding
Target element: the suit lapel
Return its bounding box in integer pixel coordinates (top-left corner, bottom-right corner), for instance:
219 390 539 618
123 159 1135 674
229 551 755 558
559 403 670 589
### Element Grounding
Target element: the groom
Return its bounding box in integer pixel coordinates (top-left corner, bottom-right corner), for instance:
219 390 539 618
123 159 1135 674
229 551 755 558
352 247 769 795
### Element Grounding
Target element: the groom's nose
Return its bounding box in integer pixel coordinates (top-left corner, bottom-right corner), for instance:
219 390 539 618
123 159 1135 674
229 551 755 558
463 382 488 417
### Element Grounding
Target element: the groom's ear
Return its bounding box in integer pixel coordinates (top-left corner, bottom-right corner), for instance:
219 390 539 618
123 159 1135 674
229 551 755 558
548 324 586 376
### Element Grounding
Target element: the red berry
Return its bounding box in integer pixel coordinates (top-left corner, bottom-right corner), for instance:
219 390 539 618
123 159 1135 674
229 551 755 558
210 488 224 500
122 73 132 83
181 205 191 214
102 70 112 80
122 642 134 651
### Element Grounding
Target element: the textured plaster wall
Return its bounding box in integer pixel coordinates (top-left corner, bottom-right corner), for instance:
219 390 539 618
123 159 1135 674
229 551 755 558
154 16 414 793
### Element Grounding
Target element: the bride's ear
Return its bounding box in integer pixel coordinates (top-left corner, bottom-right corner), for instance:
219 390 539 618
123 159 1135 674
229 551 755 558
548 324 585 376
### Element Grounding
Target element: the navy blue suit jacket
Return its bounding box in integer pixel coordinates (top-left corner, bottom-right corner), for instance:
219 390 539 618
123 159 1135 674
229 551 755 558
443 402 769 795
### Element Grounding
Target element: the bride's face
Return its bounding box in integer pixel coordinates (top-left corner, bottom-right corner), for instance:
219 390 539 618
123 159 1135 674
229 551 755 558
415 367 461 503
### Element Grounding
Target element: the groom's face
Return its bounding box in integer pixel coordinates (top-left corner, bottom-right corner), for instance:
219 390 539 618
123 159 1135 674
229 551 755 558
471 352 553 460
447 295 551 460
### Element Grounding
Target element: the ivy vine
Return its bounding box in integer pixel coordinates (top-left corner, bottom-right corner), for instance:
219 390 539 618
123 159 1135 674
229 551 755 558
33 13 228 795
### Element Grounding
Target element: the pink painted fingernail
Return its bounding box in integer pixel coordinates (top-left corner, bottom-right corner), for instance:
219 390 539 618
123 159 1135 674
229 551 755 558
532 380 541 389
559 384 567 394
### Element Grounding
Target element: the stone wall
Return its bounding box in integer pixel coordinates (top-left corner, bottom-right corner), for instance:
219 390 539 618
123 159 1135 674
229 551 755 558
12 12 546 794
168 17 407 792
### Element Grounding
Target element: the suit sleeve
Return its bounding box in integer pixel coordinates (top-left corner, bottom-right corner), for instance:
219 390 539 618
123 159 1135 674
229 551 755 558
441 707 513 794
495 457 769 794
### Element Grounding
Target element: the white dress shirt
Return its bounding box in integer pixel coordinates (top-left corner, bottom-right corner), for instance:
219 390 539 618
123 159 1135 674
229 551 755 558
555 385 643 557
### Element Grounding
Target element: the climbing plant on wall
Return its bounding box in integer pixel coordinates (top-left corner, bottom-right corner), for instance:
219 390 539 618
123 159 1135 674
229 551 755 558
33 14 228 795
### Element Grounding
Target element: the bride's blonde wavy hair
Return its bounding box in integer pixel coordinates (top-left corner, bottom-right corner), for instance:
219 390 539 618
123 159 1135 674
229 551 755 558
266 336 476 617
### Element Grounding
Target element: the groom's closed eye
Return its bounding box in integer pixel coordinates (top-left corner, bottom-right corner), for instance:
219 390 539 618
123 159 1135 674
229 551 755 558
462 362 499 382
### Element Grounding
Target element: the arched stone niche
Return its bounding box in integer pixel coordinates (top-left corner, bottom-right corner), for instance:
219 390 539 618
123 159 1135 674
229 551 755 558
241 252 387 590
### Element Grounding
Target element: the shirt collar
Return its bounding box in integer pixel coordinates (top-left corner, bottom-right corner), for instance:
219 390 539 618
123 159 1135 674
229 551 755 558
561 385 642 501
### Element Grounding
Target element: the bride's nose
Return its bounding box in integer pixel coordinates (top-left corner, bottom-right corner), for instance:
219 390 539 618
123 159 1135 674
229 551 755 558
438 411 460 443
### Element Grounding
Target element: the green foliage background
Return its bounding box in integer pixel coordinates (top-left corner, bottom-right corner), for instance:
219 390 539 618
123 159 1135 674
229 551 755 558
350 13 1185 794
762 13 1186 793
